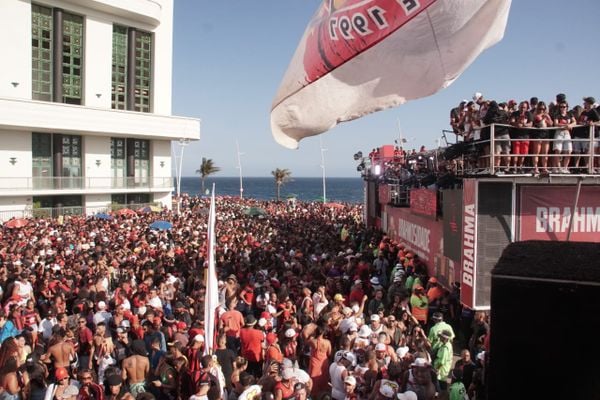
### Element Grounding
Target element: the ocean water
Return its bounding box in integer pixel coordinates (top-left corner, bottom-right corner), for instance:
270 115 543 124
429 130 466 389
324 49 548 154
178 176 364 203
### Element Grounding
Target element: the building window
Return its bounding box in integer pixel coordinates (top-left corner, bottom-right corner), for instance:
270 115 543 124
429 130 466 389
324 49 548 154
31 4 53 101
111 26 127 110
61 135 82 184
32 132 52 189
111 138 126 187
31 4 84 104
62 13 84 104
133 139 150 186
134 31 152 112
111 26 152 112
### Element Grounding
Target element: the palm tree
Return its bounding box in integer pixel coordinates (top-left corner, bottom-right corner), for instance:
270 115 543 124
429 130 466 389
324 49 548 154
271 168 291 201
196 158 221 194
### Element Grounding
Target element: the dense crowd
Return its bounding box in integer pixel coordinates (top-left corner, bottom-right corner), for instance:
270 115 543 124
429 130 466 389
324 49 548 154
0 196 489 400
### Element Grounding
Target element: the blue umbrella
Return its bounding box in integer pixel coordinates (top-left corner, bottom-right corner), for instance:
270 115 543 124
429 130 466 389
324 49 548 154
95 213 113 221
149 220 172 231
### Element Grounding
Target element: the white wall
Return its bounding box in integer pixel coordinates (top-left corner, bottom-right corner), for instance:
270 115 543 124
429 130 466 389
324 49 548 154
84 136 111 189
151 0 173 115
84 14 113 108
153 191 172 209
0 130 32 182
0 0 32 99
85 193 111 214
152 140 171 178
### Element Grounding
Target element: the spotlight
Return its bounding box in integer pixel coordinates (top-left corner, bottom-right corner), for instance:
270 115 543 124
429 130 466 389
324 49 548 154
374 165 382 176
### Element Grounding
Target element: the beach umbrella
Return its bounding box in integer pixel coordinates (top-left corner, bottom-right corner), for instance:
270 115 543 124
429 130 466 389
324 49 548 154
138 205 162 214
116 208 137 217
4 218 28 229
95 212 113 221
149 220 173 231
243 207 267 217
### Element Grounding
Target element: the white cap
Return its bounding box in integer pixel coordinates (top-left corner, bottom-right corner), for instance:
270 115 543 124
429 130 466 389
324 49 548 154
358 325 372 338
344 376 357 386
282 368 294 380
97 301 107 310
375 343 387 351
285 328 296 338
193 334 205 342
379 381 399 398
370 314 380 322
397 391 418 400
473 92 483 101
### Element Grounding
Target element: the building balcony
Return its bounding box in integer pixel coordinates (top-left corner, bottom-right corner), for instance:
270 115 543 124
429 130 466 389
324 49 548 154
60 0 164 26
0 97 200 141
0 176 173 196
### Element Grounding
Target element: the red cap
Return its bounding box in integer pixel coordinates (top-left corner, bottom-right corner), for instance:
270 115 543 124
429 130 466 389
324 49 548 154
177 321 187 330
55 367 69 380
266 332 277 345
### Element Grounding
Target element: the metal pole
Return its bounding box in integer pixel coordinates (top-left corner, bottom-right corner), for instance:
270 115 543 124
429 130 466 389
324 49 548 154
588 125 594 174
320 137 327 203
176 138 189 213
566 178 583 241
236 140 244 199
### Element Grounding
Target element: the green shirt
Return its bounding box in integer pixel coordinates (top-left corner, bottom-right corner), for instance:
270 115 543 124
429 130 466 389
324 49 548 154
433 341 453 380
449 382 468 400
428 321 456 348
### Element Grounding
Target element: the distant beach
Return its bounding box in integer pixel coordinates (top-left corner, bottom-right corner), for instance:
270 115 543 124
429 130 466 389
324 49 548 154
177 176 363 203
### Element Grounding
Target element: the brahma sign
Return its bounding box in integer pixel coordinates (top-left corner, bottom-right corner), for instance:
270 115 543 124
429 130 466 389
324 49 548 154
519 185 600 242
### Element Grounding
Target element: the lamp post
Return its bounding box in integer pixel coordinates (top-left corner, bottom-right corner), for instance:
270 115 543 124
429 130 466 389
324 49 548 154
175 138 189 213
236 140 244 199
320 137 327 203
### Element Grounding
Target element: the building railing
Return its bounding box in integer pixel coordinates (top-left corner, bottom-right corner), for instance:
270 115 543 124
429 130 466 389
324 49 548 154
0 202 162 221
462 124 599 175
0 176 173 191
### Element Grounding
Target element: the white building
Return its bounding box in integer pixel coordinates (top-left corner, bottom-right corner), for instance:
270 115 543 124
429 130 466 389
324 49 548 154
0 0 200 219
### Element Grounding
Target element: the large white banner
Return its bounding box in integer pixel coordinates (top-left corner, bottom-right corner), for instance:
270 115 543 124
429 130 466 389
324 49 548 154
271 0 512 149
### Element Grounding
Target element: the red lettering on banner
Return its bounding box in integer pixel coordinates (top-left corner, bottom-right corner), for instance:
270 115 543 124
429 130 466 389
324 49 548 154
303 0 437 82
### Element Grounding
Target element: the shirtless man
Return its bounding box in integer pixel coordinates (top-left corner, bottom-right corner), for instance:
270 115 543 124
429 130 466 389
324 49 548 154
122 339 150 397
42 329 76 372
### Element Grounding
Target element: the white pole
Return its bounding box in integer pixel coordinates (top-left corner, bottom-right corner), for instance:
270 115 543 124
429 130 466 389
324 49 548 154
236 140 244 199
176 138 189 213
320 137 327 203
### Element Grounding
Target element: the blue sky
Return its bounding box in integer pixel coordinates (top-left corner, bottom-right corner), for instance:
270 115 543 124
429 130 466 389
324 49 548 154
172 0 600 177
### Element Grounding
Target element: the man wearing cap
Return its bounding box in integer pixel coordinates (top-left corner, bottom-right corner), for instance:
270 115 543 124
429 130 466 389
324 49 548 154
239 314 265 376
122 339 150 397
106 374 126 400
409 286 428 325
343 375 358 400
428 312 455 349
432 330 454 391
330 351 353 400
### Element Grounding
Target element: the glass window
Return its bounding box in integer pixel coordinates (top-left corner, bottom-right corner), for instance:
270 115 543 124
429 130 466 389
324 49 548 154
62 12 84 104
111 25 128 110
134 31 152 112
31 4 53 101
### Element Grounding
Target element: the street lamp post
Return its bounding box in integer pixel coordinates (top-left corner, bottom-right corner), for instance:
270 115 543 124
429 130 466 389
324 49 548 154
236 140 244 199
320 137 327 203
175 138 189 213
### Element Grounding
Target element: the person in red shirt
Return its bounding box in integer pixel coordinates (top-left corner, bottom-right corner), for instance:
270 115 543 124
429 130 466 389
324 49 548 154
265 332 283 364
348 280 365 305
239 314 264 376
220 299 244 353
77 315 93 372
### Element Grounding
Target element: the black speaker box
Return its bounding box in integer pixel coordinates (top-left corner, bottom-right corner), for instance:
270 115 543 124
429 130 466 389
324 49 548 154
489 241 600 400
